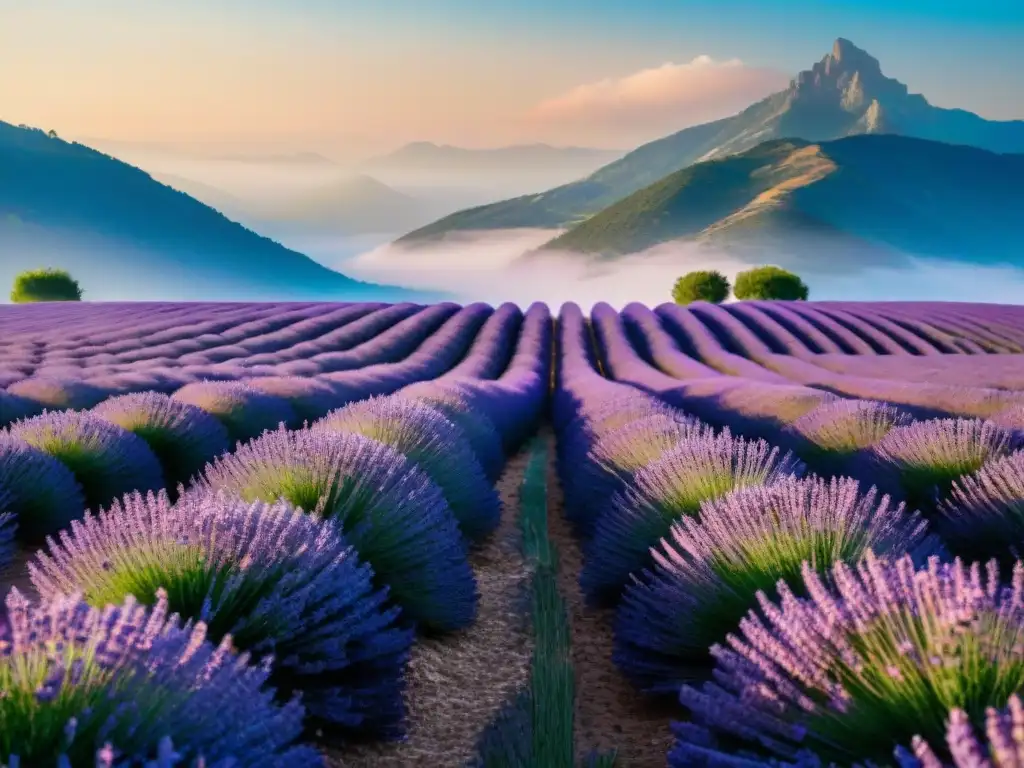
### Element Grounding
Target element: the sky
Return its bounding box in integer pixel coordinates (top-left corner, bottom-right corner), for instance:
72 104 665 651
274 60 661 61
1 0 1022 161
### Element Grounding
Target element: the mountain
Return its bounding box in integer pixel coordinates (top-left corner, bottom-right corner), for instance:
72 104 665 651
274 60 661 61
537 134 1024 271
397 38 1024 244
210 152 338 166
0 121 431 301
155 171 432 236
362 142 624 174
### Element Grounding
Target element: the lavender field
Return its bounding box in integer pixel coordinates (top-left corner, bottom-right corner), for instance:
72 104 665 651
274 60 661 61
2 298 1024 766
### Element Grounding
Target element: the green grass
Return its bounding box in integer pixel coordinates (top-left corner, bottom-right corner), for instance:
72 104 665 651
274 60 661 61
474 439 617 768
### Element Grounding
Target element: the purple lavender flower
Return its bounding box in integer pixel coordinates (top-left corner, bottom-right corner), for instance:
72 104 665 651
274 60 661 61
580 430 805 605
0 433 86 542
871 418 1021 514
5 376 107 411
397 383 505 482
897 696 1024 768
571 415 711 538
937 449 1024 564
0 589 320 766
0 389 41 429
93 392 231 493
676 553 1024 766
615 476 940 693
30 490 414 738
171 380 298 444
246 375 350 424
315 396 501 541
785 399 913 459
6 410 164 514
191 426 477 631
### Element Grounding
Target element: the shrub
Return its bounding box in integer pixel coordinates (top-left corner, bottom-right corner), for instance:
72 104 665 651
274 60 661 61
572 414 710 538
397 383 505 482
733 265 809 301
0 434 87 542
871 418 1020 515
247 375 348 424
31 490 415 737
6 411 164 513
674 553 1024 767
93 392 231 492
938 450 1024 564
6 376 107 410
191 426 478 632
315 396 501 542
614 476 939 692
0 390 40 429
0 589 319 765
171 381 298 444
672 271 730 305
9 267 83 303
580 430 804 605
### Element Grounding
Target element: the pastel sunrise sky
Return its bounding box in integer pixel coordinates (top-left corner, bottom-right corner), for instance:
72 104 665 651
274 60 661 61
2 0 1021 160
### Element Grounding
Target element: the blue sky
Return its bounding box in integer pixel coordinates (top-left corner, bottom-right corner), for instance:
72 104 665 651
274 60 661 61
1 0 1020 157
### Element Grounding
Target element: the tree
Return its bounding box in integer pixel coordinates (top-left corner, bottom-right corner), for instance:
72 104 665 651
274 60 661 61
672 270 730 305
10 268 84 303
733 266 809 301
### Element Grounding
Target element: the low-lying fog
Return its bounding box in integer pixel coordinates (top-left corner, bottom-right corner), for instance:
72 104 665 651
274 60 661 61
338 229 1024 307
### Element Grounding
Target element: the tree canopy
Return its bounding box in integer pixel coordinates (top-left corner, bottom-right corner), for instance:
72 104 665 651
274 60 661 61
672 270 730 305
733 266 809 301
11 268 84 303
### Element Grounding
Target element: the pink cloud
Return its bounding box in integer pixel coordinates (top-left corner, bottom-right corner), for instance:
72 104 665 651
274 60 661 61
525 56 790 145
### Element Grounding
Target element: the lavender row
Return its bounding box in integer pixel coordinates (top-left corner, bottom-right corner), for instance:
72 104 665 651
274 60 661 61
0 325 552 762
559 306 1024 765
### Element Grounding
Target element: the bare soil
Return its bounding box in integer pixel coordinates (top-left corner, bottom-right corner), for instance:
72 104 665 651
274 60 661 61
329 449 535 767
543 431 676 767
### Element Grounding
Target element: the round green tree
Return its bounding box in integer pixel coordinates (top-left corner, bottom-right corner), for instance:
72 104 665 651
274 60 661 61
733 266 808 301
672 270 730 305
10 268 83 303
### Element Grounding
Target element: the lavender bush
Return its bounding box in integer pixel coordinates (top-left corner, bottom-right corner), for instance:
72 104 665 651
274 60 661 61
615 476 939 693
172 381 299 443
191 427 477 631
6 410 165 513
580 431 805 604
397 382 505 482
0 389 40 429
938 450 1024 564
0 434 87 542
30 490 414 738
675 553 1024 767
93 392 231 492
0 508 14 574
0 589 320 766
315 396 501 541
573 415 711 538
784 399 913 477
872 418 1021 514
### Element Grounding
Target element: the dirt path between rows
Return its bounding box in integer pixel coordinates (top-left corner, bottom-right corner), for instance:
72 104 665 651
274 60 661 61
330 449 534 767
542 430 676 768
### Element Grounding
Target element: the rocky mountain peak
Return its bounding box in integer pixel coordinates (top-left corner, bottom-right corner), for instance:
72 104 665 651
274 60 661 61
791 38 910 109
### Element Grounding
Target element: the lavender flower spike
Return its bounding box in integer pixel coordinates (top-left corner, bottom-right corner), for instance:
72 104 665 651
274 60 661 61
6 410 164 514
30 489 414 737
0 588 320 766
581 430 805 605
676 552 1024 767
191 427 478 632
315 396 501 541
898 696 1024 768
615 476 941 693
938 449 1024 564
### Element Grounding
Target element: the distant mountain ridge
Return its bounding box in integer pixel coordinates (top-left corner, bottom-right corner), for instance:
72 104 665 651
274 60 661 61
539 134 1024 271
0 121 428 301
363 142 625 173
397 38 1024 244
